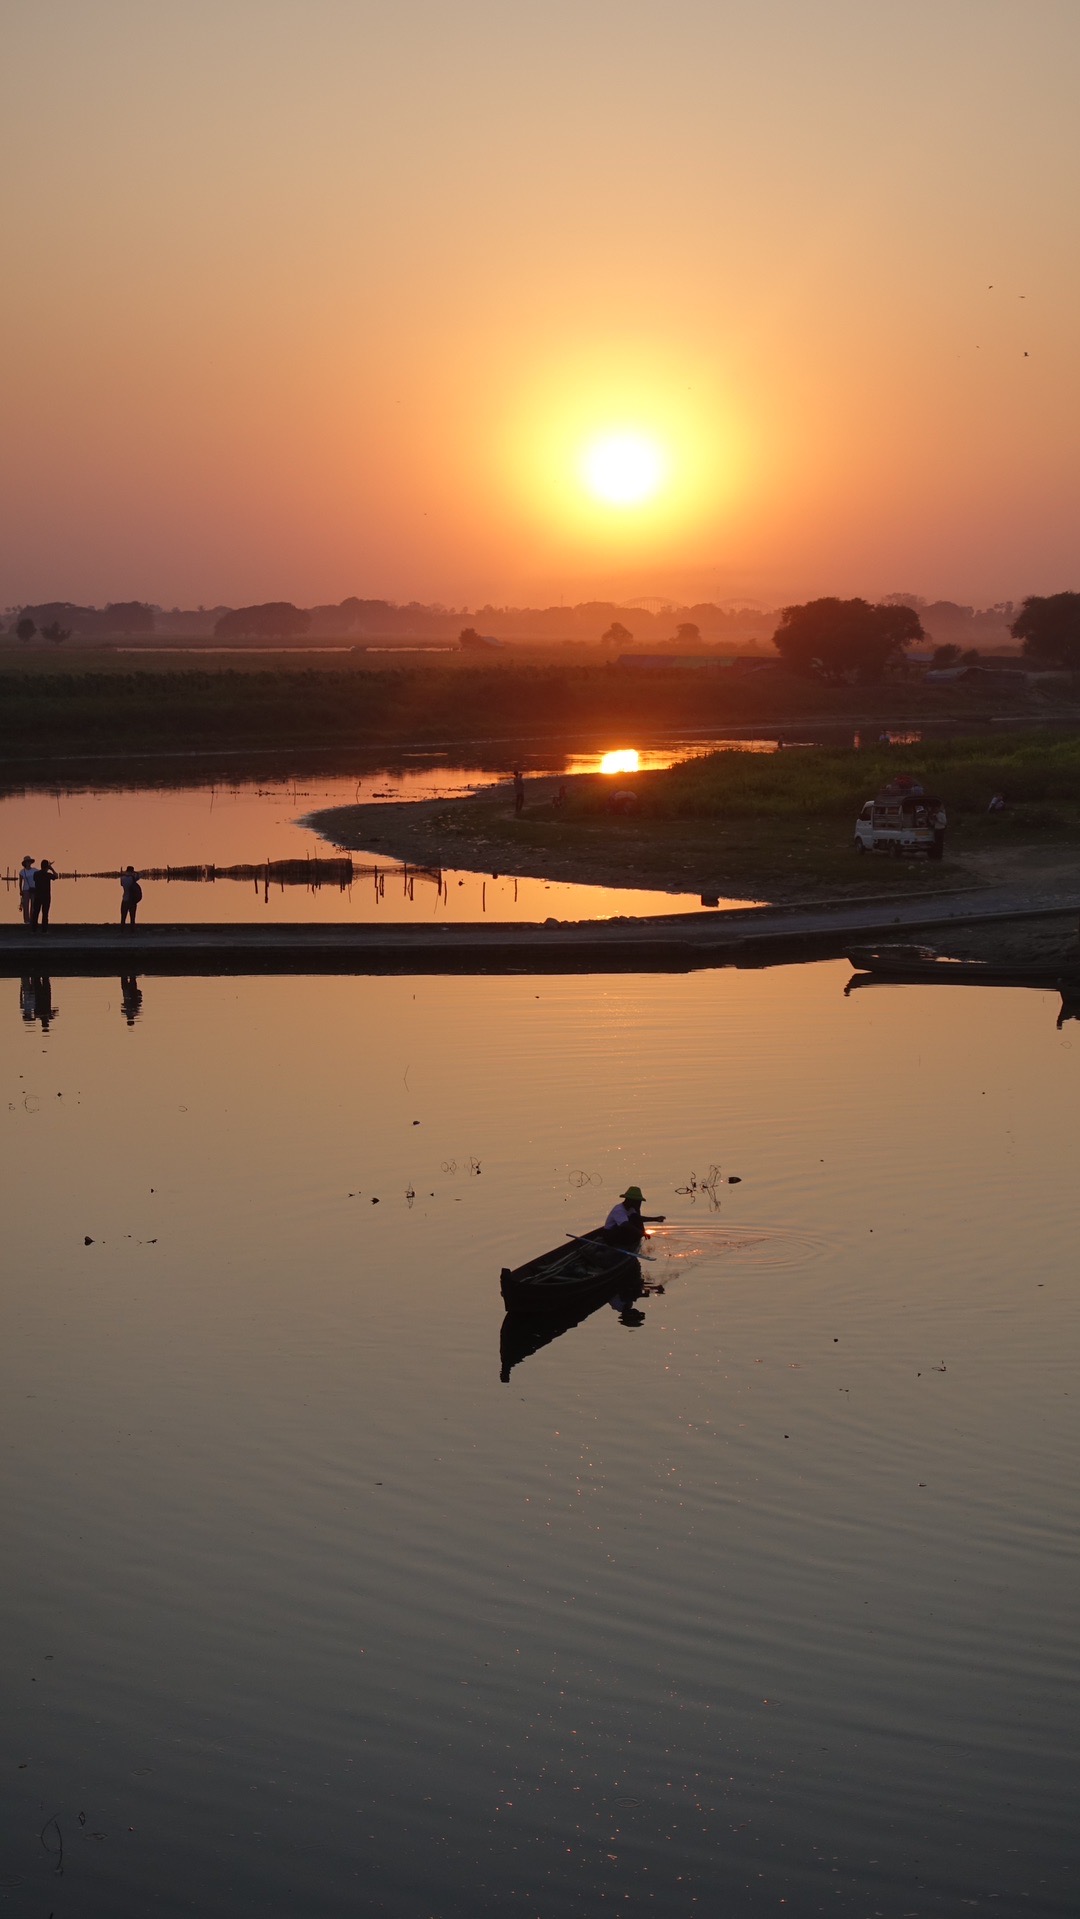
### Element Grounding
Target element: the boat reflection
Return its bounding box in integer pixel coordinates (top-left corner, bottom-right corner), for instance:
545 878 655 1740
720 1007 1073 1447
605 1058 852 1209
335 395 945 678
499 1273 665 1381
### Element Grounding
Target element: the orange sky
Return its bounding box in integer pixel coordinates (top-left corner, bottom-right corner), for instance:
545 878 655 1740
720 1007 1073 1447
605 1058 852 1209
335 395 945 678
3 0 1079 610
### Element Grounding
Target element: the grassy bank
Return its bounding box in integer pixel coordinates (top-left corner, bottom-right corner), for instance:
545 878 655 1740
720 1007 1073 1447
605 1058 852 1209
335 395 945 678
0 662 1075 759
312 730 1080 903
569 731 1080 834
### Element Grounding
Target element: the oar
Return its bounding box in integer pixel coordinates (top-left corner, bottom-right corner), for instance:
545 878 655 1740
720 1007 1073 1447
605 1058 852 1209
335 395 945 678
564 1231 656 1263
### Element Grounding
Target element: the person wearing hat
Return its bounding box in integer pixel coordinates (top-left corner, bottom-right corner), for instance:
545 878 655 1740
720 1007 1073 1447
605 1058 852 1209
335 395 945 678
18 856 36 925
602 1185 664 1246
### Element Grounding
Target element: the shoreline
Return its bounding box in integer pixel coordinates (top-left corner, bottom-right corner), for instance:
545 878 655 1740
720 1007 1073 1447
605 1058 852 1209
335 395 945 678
304 777 966 906
307 778 1080 963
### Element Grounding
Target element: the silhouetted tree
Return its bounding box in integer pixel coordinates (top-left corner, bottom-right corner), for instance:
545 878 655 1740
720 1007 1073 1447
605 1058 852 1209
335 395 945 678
932 643 962 665
214 602 311 641
14 617 35 643
773 597 923 680
40 621 70 644
104 601 155 636
1011 592 1080 668
673 621 702 646
458 627 501 651
601 621 633 647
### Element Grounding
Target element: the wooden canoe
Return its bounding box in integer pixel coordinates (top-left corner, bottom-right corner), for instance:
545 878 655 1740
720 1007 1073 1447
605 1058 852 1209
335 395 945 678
846 950 1080 988
500 1229 642 1316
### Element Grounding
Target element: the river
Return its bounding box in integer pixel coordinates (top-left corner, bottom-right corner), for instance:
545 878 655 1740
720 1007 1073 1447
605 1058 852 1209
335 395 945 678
1 955 1076 1916
0 743 770 924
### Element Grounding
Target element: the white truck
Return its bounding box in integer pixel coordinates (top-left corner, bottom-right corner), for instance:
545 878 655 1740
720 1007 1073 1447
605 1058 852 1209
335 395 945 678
854 777 945 861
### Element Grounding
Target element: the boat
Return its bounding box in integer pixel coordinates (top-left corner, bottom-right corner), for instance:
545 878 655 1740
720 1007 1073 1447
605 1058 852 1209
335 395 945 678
500 1230 642 1316
846 948 1080 988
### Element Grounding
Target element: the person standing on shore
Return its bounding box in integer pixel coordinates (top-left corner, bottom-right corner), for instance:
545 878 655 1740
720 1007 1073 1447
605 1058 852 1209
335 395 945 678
120 866 142 925
18 857 36 924
32 859 56 927
513 769 525 816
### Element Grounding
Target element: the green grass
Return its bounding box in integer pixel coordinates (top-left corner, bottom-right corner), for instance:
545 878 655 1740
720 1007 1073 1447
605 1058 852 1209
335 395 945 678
567 732 1080 831
0 662 1069 759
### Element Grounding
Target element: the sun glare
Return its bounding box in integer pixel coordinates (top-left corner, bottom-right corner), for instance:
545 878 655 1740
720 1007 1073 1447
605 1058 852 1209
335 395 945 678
582 434 667 507
599 749 641 775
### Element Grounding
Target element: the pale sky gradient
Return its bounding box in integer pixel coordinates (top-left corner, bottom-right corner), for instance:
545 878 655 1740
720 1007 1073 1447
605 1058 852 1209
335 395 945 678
3 0 1079 608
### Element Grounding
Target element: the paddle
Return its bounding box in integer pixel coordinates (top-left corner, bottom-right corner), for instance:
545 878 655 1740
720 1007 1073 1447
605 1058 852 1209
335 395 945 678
564 1230 656 1263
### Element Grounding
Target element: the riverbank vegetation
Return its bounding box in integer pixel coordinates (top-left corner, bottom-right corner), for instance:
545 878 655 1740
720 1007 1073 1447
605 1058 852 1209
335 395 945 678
568 731 1080 833
312 730 1080 904
0 662 1075 760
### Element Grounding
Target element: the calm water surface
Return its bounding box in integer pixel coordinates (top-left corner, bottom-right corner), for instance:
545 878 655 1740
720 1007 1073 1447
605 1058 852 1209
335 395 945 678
0 745 765 924
1 962 1076 1915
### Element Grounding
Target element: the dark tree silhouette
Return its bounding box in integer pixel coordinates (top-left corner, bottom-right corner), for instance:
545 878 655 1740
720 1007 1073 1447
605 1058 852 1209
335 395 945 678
773 597 923 680
104 601 155 635
673 621 702 646
931 643 962 665
214 602 311 641
14 617 36 643
601 621 633 647
1011 592 1080 668
41 621 70 644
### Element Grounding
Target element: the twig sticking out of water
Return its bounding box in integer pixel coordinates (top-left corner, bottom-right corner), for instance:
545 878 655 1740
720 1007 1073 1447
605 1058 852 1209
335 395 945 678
40 1816 63 1875
675 1165 724 1210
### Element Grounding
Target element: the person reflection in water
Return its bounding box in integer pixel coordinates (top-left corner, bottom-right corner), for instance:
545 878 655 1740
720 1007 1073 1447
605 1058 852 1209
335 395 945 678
120 976 143 1026
20 976 56 1031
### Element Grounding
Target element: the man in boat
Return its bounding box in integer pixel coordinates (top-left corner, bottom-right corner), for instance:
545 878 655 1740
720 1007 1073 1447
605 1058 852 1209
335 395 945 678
602 1186 664 1246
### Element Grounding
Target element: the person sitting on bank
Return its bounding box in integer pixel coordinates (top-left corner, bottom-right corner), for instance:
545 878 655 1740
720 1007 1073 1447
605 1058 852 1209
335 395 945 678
18 856 36 925
120 866 143 925
603 1185 665 1244
32 859 56 927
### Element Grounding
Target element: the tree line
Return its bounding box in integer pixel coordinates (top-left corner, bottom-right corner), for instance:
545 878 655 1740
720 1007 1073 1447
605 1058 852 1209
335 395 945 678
771 593 1080 679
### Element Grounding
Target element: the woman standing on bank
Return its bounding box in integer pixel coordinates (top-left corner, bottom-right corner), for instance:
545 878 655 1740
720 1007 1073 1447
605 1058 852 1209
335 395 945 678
18 856 36 924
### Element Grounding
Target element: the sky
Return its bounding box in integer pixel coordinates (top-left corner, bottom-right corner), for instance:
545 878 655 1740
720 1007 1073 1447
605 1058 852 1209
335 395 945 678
2 0 1079 610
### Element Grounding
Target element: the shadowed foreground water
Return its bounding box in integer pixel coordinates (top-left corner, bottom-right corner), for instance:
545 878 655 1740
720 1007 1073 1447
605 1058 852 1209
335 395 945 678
0 963 1076 1915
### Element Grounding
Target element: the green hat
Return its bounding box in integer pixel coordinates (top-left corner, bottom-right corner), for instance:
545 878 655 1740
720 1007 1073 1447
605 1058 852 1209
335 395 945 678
621 1186 643 1205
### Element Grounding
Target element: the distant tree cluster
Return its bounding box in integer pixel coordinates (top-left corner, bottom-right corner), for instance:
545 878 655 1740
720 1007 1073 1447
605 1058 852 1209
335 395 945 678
214 602 311 641
7 600 155 642
1010 592 1080 668
773 597 924 680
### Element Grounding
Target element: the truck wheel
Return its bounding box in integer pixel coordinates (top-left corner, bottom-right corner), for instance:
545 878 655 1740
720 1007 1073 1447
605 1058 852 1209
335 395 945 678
854 839 866 854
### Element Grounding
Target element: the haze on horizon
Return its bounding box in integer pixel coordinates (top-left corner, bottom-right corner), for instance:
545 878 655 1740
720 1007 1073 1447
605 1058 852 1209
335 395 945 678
3 0 1079 614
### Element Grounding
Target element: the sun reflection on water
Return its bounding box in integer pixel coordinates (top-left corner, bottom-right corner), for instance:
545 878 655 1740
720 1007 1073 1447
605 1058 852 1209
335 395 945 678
599 749 641 775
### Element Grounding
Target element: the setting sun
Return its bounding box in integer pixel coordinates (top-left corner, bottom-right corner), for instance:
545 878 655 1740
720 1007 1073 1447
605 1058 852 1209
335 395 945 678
581 433 668 507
